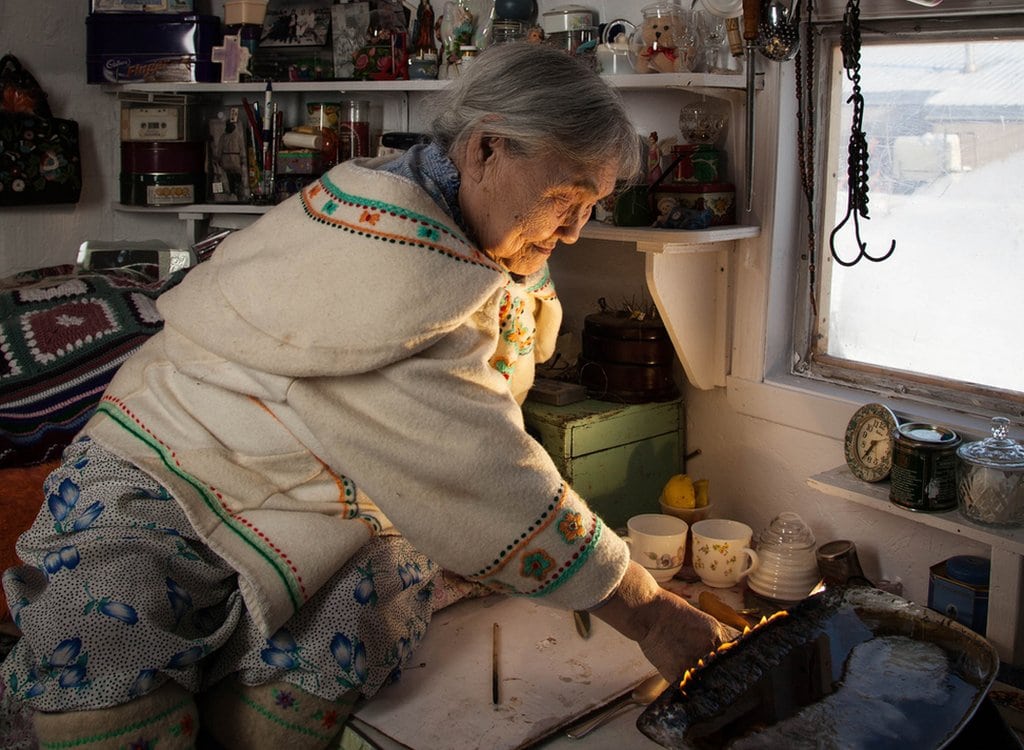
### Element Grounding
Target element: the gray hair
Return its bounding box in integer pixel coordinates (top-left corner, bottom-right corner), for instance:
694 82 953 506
427 43 642 183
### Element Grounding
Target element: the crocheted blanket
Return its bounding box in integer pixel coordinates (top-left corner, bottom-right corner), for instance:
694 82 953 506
0 265 187 467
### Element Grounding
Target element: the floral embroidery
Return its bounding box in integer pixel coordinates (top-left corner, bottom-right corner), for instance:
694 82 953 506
557 511 586 543
521 550 554 580
273 687 299 710
316 708 341 729
488 288 536 380
360 209 381 225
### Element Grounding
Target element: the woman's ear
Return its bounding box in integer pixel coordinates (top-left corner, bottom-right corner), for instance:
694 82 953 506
462 130 503 183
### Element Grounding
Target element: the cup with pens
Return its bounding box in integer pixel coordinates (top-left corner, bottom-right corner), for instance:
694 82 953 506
240 81 281 204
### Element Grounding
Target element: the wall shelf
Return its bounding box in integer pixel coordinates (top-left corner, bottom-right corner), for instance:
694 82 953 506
101 72 756 96
808 464 1024 665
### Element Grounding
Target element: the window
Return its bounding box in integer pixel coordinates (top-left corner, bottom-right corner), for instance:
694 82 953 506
803 19 1024 415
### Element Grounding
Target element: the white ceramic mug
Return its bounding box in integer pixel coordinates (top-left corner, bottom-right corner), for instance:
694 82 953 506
690 518 760 588
623 513 688 583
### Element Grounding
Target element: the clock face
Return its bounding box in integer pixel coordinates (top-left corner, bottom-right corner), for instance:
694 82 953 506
844 403 899 482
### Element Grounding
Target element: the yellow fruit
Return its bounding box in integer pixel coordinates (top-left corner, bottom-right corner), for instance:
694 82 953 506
660 474 696 509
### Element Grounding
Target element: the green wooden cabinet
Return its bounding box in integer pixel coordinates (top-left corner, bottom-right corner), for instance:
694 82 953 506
521 397 684 529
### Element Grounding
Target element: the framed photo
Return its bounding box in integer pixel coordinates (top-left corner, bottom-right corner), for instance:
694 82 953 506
261 0 332 48
332 2 371 79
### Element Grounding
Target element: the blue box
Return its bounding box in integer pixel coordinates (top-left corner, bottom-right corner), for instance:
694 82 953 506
86 13 221 83
928 555 990 634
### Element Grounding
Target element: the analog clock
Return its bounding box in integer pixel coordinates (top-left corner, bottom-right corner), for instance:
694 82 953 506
844 403 900 482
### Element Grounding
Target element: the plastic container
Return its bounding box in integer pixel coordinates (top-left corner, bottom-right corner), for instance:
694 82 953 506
224 0 268 26
956 417 1024 527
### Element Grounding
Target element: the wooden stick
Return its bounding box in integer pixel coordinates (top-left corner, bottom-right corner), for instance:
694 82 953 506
491 622 500 705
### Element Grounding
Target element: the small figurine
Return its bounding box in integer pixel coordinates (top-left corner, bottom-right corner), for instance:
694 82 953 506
525 25 545 44
413 0 437 56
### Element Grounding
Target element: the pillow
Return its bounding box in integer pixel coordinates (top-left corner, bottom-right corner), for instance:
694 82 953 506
0 459 59 623
0 265 188 468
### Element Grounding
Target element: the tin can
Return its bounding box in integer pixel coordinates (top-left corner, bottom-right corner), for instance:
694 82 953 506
890 422 961 511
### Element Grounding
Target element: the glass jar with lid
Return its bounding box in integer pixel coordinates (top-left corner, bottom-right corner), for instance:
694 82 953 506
956 417 1024 527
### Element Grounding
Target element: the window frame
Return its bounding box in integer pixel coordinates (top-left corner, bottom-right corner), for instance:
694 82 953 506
726 6 1024 440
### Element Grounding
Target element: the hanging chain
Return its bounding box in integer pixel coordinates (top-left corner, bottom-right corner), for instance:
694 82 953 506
828 0 896 266
795 0 818 321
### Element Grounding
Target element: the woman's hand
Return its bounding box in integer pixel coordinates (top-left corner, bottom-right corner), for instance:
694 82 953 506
589 561 740 681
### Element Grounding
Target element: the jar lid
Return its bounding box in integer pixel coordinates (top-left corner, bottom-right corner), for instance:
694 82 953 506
957 417 1024 469
758 511 816 550
945 555 990 586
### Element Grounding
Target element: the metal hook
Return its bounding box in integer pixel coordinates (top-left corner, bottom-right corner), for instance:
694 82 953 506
828 198 895 267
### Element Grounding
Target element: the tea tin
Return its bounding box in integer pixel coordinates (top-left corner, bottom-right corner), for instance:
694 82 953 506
890 422 961 511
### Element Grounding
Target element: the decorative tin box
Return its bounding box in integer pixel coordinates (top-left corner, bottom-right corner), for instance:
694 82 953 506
653 182 736 229
928 554 990 634
86 13 222 83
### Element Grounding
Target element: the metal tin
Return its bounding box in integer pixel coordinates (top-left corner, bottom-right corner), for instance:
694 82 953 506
889 422 961 511
928 555 989 634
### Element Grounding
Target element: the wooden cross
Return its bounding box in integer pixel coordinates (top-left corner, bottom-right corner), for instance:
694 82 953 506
211 35 252 83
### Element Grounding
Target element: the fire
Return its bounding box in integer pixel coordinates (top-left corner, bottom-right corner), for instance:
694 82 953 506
677 609 790 693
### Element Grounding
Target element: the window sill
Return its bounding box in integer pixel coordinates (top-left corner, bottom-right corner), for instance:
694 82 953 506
725 372 1015 445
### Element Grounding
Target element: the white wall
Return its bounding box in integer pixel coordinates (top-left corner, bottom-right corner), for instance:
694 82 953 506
1 0 994 612
0 1 201 277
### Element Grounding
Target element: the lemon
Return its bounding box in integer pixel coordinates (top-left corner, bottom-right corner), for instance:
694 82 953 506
660 474 696 509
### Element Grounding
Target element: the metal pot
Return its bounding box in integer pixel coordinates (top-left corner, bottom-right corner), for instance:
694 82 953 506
956 416 1024 527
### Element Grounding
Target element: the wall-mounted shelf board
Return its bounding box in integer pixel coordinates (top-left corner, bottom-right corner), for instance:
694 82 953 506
101 72 758 96
808 464 1024 666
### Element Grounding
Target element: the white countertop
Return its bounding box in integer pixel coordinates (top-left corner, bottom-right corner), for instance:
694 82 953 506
342 575 750 750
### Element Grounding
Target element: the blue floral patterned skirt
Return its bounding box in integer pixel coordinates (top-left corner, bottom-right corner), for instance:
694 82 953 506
1 437 450 713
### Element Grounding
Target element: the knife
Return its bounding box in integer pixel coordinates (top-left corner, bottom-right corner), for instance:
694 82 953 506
573 609 592 639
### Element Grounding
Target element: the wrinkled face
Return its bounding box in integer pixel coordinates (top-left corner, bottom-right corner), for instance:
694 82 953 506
461 136 620 276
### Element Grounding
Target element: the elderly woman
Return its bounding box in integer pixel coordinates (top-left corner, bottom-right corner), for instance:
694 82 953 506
2 43 732 749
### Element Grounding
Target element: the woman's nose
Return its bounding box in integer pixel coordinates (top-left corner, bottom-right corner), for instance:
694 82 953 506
557 207 591 244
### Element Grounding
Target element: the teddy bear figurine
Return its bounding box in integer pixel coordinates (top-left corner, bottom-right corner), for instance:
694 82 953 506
631 5 696 74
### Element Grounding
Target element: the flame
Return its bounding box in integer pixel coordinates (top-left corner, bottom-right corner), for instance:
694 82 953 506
677 609 790 692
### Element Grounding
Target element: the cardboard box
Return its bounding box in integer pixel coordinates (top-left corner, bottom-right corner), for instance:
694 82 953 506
86 13 222 83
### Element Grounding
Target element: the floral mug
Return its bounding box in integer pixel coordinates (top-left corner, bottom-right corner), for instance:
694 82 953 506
691 519 760 588
623 513 688 583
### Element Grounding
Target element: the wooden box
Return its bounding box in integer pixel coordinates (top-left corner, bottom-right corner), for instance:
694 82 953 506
522 397 683 529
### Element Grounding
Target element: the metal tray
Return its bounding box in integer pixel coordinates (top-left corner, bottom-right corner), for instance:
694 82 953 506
637 586 1000 749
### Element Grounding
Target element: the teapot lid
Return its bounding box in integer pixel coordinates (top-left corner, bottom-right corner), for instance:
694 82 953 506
957 417 1024 469
758 511 816 550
